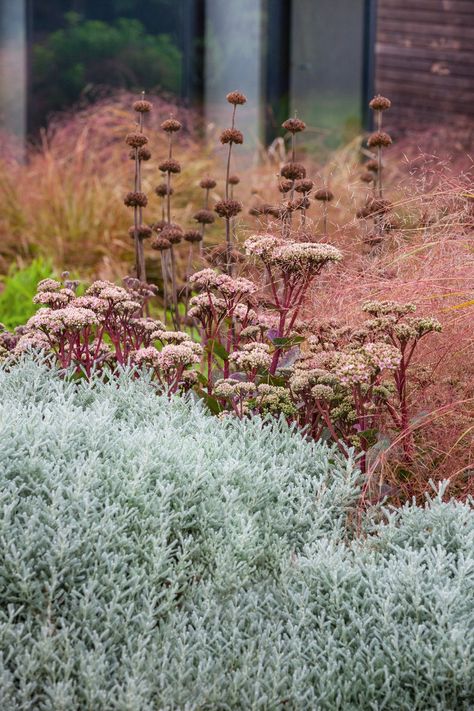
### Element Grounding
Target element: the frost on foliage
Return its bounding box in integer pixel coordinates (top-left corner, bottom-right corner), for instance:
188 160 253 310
0 357 473 710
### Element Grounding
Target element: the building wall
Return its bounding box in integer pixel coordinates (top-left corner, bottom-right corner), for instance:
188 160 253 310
375 0 474 128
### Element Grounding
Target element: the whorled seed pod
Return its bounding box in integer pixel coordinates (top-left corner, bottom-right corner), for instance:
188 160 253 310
151 236 172 251
278 179 294 193
161 224 183 244
282 117 306 133
152 220 168 233
133 99 153 113
365 197 392 215
226 91 247 105
184 229 203 243
295 179 314 194
360 171 375 183
281 162 306 180
124 191 148 208
159 159 181 174
367 131 392 148
125 132 149 148
314 188 334 202
369 95 391 111
215 199 242 219
208 243 245 268
193 209 215 225
200 177 217 190
137 147 151 161
365 159 379 172
128 225 153 239
160 118 182 133
228 174 240 185
220 128 244 145
155 183 174 197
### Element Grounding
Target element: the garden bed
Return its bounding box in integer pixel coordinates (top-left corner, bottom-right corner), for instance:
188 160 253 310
0 358 472 709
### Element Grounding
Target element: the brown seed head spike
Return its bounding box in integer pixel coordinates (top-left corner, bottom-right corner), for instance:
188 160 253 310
193 209 215 225
137 147 151 161
133 99 153 113
365 159 379 172
281 162 306 180
125 132 148 148
161 224 183 244
226 91 247 105
155 183 174 197
158 159 181 174
367 131 392 148
124 191 148 208
228 174 240 186
220 128 244 145
184 230 203 243
282 117 306 133
369 95 391 111
128 225 153 240
151 236 171 251
160 118 182 133
215 199 242 219
200 177 217 190
278 179 293 193
314 188 334 202
295 179 314 194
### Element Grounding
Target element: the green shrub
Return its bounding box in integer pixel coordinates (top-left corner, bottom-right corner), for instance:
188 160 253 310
0 358 473 709
0 259 54 329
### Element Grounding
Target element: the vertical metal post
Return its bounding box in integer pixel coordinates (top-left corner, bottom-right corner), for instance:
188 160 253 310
362 0 377 130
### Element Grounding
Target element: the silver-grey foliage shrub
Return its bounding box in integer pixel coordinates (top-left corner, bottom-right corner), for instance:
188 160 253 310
0 358 473 710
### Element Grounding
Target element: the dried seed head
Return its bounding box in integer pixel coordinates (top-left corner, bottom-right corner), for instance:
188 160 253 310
193 209 215 225
228 174 240 185
159 159 181 174
128 225 153 239
314 188 334 202
137 147 151 161
208 243 245 267
215 199 242 219
367 131 392 148
151 236 171 251
365 197 392 215
365 159 379 172
282 117 306 133
124 191 148 208
281 162 306 180
360 171 375 183
295 178 314 194
161 224 183 244
133 99 153 113
184 229 203 243
369 95 391 111
125 132 148 148
278 179 294 193
160 118 182 133
286 197 310 211
226 91 247 105
220 128 244 145
152 220 168 232
200 177 217 190
155 183 174 197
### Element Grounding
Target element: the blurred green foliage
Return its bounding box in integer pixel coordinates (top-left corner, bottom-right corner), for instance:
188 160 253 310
33 13 182 122
0 259 54 330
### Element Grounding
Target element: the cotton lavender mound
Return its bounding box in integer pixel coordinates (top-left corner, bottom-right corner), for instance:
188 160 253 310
0 359 473 710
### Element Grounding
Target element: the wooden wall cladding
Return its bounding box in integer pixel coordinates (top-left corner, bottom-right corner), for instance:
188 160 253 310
375 0 474 127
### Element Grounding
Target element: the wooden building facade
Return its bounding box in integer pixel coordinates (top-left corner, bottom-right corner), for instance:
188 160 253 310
374 0 474 130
